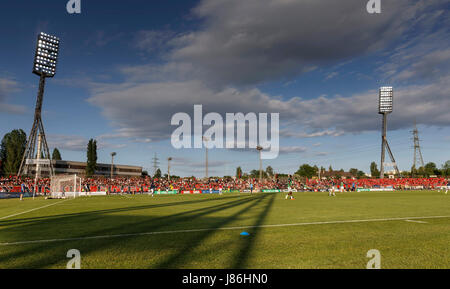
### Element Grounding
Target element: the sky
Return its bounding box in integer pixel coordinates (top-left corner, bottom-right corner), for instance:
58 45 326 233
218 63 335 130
0 0 449 177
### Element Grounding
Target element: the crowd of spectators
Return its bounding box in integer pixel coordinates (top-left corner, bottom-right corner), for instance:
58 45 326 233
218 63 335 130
0 176 50 194
303 177 449 191
1 175 449 194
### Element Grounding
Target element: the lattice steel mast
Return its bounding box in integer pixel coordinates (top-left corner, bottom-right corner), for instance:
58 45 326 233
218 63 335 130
412 121 425 170
18 33 60 177
378 87 401 178
152 153 160 176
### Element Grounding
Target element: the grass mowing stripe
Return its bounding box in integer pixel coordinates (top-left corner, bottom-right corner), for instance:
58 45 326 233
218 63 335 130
0 199 70 221
1 214 449 246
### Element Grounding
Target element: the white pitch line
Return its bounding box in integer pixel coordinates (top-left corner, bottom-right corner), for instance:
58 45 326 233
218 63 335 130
404 219 428 224
0 199 69 221
0 215 449 246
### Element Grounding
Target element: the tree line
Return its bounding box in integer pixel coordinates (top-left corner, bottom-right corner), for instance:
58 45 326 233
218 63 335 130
0 129 99 176
369 161 450 178
0 129 62 176
0 129 172 178
1 128 449 178
235 161 450 180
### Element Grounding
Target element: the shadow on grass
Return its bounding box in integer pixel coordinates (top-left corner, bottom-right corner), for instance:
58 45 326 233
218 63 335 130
152 194 271 268
0 194 270 268
0 194 242 227
231 193 276 268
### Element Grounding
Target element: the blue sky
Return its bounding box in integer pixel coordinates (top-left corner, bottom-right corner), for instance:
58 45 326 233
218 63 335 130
0 0 449 177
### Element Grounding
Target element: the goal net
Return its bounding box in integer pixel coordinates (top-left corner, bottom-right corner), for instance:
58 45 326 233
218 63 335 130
50 174 82 198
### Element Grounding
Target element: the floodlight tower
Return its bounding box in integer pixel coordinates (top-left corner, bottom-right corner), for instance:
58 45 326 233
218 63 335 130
378 87 400 179
18 32 61 177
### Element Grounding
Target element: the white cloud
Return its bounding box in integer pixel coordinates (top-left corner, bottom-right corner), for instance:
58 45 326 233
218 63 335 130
48 134 88 151
280 130 344 138
325 72 339 81
377 7 449 83
88 80 285 141
0 78 26 114
134 30 176 54
85 0 449 144
279 146 308 154
163 0 433 86
88 74 450 142
48 134 127 152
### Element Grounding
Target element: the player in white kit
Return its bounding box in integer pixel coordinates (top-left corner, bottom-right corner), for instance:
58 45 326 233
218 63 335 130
329 185 336 197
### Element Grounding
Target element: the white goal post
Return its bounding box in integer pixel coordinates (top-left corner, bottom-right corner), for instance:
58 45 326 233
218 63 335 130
50 174 82 199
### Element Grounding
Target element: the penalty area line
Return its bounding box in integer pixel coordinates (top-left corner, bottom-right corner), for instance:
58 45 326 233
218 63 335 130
0 215 449 246
0 199 70 221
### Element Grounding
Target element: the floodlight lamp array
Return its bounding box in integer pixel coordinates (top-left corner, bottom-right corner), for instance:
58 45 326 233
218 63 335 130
33 32 60 77
379 86 393 114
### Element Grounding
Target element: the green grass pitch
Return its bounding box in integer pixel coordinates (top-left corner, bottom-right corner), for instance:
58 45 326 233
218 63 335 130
0 191 449 269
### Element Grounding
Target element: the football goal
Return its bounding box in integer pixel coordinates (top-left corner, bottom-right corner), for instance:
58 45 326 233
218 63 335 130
50 174 82 199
